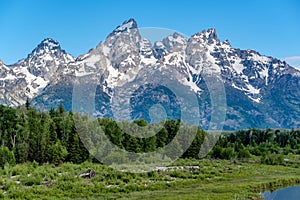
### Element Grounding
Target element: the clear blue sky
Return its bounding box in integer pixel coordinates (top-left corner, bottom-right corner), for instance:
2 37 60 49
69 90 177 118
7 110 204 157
0 0 299 68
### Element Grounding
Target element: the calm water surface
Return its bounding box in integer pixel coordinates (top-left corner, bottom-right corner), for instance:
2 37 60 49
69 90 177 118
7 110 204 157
264 185 300 200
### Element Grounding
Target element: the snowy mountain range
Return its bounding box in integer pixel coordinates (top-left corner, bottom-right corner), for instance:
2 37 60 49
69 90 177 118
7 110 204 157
0 18 299 130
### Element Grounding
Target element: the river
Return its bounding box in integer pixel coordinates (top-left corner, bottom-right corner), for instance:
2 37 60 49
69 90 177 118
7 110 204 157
264 184 300 200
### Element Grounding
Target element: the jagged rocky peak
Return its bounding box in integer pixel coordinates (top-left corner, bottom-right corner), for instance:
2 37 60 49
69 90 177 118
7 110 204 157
139 38 153 58
162 32 187 51
20 38 74 64
0 59 9 77
190 28 220 44
32 38 61 55
105 18 141 48
152 32 187 59
12 38 74 78
0 19 299 129
40 38 60 47
107 18 138 39
104 18 142 70
206 28 218 40
222 39 231 46
112 18 138 33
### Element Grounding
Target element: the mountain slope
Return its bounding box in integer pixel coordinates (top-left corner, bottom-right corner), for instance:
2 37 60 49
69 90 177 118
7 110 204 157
0 19 299 130
0 39 74 106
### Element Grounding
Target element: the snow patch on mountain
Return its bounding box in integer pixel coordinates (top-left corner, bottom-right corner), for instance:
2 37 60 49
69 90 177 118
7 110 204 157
1 19 300 129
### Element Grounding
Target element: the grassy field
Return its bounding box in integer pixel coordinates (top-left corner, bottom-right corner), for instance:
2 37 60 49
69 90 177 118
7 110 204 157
1 157 299 199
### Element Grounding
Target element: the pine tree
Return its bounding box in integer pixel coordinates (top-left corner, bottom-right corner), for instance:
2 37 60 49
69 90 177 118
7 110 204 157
182 128 205 158
48 140 68 165
156 127 168 148
49 121 58 145
143 136 156 152
59 103 65 114
66 115 89 164
14 109 30 163
105 121 123 148
25 98 30 110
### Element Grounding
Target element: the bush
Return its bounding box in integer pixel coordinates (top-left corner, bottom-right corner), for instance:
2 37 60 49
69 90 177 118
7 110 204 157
0 147 16 169
32 160 39 168
220 147 235 160
23 176 42 186
249 146 262 156
169 170 186 179
211 146 222 159
125 183 140 192
261 153 284 165
147 171 158 178
237 149 251 159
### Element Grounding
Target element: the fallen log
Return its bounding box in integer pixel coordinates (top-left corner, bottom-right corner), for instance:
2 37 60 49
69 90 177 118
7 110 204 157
79 169 96 178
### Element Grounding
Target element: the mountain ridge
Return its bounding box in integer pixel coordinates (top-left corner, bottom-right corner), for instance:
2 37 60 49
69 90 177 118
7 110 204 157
0 18 299 130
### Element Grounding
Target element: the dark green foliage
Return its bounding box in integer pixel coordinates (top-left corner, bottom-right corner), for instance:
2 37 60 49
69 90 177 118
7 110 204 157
0 104 299 166
164 119 180 144
0 146 15 168
25 98 30 110
133 119 148 127
182 128 205 158
156 127 168 148
261 153 284 165
143 136 156 152
47 140 68 165
0 105 90 165
211 146 223 159
105 121 124 148
221 147 235 160
59 103 65 114
210 128 300 163
237 149 251 159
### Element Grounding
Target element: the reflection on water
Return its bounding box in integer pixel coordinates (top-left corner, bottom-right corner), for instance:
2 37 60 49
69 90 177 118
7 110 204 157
264 185 300 200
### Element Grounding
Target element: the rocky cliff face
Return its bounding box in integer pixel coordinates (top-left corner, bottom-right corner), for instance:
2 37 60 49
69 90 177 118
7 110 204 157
0 19 299 130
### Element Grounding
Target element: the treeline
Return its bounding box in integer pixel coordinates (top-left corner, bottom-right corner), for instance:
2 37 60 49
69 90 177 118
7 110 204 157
0 104 205 167
210 129 300 164
96 118 205 157
0 104 89 168
0 104 299 168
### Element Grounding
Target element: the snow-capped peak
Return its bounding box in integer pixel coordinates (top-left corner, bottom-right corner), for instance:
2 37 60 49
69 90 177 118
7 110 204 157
105 18 141 49
19 38 74 65
1 19 300 130
191 28 219 44
207 28 217 39
32 38 61 56
162 32 187 50
112 18 138 34
40 38 60 48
